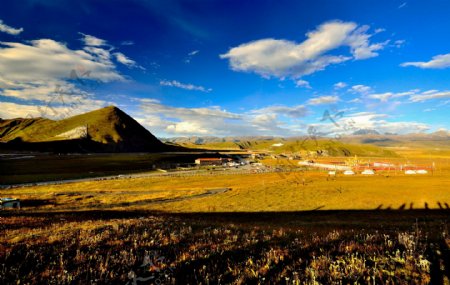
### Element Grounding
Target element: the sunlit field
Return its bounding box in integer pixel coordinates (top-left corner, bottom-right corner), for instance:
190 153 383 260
2 155 449 212
2 151 450 284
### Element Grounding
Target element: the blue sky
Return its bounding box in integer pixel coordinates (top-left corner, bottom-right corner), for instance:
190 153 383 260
0 0 449 137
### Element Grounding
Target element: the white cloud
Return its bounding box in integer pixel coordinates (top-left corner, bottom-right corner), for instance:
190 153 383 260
185 50 200 63
363 88 450 103
135 100 309 136
0 33 138 113
0 39 124 83
349 84 372 94
0 38 122 116
0 19 23 35
409 90 450 102
295 79 311 89
188 50 199 56
1 81 90 103
220 20 388 79
252 105 309 118
137 100 243 136
307 95 339 105
334 82 347 89
313 112 429 135
398 2 407 9
79 33 107 47
0 100 107 120
121 41 134 46
345 25 389 60
367 90 415 102
113 52 137 68
394 40 405 48
166 121 209 134
401 53 450 69
348 98 362 103
160 80 212 92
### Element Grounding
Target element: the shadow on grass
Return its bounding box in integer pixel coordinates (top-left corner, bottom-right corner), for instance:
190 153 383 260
2 208 449 229
19 199 57 207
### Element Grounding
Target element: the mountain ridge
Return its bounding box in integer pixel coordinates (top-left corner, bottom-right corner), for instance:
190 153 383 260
0 106 172 152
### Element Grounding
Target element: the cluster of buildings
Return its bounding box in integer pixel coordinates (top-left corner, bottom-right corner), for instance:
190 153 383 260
194 157 246 167
299 160 431 175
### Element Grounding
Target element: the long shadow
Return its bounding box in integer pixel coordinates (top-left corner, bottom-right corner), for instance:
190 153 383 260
2 209 450 283
20 199 57 207
2 209 450 229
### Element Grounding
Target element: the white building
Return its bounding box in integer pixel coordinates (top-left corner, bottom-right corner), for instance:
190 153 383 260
0 198 20 209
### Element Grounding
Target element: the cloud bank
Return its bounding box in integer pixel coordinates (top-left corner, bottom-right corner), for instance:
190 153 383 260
220 20 388 79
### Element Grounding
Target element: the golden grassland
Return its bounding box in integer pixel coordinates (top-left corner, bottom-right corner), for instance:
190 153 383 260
3 154 450 213
2 147 449 284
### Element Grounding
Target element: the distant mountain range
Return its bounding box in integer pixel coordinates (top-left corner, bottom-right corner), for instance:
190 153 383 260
352 129 380 135
1 105 448 154
162 131 449 145
0 106 174 153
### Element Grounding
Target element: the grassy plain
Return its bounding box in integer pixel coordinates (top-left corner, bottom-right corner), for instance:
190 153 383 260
2 155 449 212
0 152 206 184
2 146 450 284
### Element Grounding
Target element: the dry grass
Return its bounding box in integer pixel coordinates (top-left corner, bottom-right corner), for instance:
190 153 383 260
3 156 449 213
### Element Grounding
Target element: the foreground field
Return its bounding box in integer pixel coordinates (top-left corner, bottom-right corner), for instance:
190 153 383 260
1 210 449 284
2 153 449 284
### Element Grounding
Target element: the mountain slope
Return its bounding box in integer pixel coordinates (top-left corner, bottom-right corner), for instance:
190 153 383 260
0 106 170 152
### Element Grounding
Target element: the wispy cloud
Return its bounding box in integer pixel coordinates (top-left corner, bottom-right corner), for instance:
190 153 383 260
409 90 450 102
307 95 339 105
79 33 108 47
251 105 309 118
401 53 450 69
188 50 199 56
160 80 212 92
121 41 134 46
220 20 389 79
349 84 372 94
312 112 429 135
0 19 23 35
185 50 200 63
295 79 311 89
113 52 142 69
334 82 347 89
0 100 108 120
134 99 310 136
360 87 450 103
398 2 407 9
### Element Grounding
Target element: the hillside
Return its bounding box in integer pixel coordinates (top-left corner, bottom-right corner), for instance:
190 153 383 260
164 132 450 157
165 137 398 157
0 106 172 152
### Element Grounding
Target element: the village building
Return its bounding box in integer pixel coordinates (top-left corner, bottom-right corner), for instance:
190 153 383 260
361 169 375 175
0 198 20 210
195 158 229 166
